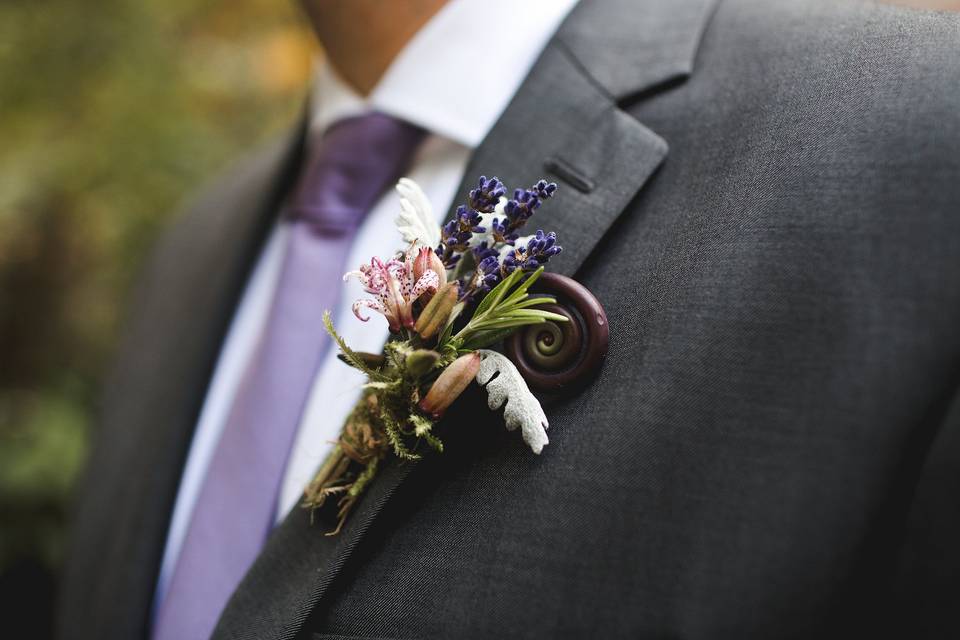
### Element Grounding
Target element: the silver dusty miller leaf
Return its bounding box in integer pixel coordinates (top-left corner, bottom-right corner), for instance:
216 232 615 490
476 349 549 454
394 177 441 249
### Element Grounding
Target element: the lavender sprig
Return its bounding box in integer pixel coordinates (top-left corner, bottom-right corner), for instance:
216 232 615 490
494 179 558 241
476 253 503 293
437 205 485 268
438 176 562 300
468 175 506 213
503 230 562 275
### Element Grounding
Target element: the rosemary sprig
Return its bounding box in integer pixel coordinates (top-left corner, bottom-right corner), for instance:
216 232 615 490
448 267 567 352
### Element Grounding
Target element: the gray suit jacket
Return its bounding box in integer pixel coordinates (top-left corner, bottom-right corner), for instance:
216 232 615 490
59 0 960 638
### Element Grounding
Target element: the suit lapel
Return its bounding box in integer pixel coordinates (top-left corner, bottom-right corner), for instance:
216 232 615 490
443 42 668 279
445 0 718 277
213 1 717 637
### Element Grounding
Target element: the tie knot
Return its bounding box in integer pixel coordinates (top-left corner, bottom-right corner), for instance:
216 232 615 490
289 112 426 235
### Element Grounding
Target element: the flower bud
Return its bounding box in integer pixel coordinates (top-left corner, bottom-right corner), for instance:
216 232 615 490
418 352 481 419
413 246 447 298
414 281 459 341
405 349 440 378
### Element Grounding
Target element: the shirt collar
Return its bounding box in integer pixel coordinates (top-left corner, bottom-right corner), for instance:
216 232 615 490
309 0 578 149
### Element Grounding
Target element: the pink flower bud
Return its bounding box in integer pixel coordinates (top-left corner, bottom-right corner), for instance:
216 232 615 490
418 352 481 419
413 246 447 291
414 281 459 341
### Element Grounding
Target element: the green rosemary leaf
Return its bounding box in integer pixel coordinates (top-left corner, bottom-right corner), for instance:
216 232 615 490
513 310 568 322
468 318 548 332
459 327 523 351
500 266 545 308
473 268 522 319
502 295 558 311
437 337 463 363
494 309 565 321
437 301 466 347
468 310 566 333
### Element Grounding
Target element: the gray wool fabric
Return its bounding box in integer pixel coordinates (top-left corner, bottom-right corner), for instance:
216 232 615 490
58 0 960 638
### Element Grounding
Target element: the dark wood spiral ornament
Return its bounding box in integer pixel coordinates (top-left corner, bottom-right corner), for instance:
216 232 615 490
504 273 609 392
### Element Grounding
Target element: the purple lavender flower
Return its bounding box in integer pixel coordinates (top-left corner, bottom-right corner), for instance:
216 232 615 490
476 254 503 293
497 179 559 239
489 216 518 244
468 176 506 213
438 205 486 268
502 230 562 274
531 179 558 200
526 228 562 260
471 240 499 264
437 176 560 287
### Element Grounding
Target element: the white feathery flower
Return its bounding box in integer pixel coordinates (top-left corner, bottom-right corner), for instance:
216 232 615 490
395 178 441 249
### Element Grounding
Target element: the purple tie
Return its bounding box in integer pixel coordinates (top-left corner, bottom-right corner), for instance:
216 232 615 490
153 113 425 640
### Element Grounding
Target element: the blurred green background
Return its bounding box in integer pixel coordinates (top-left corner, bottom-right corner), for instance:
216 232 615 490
0 0 313 632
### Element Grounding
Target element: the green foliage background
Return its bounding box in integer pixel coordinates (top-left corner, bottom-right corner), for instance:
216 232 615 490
0 0 312 625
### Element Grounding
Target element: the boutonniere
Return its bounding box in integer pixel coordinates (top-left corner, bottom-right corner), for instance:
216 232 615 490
305 176 566 534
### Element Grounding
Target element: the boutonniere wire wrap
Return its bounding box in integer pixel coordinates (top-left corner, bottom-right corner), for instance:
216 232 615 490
304 176 566 534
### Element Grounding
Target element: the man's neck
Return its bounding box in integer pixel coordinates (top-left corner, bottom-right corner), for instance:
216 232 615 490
300 0 448 96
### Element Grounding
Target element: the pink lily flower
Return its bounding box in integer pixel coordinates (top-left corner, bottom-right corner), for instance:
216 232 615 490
345 253 439 332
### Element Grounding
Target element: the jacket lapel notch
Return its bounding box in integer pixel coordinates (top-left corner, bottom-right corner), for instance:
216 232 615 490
555 0 719 102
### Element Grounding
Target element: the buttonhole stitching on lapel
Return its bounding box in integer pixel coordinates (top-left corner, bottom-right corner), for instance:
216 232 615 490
544 157 595 194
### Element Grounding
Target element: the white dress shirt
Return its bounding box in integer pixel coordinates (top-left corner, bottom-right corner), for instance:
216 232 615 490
155 0 578 608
